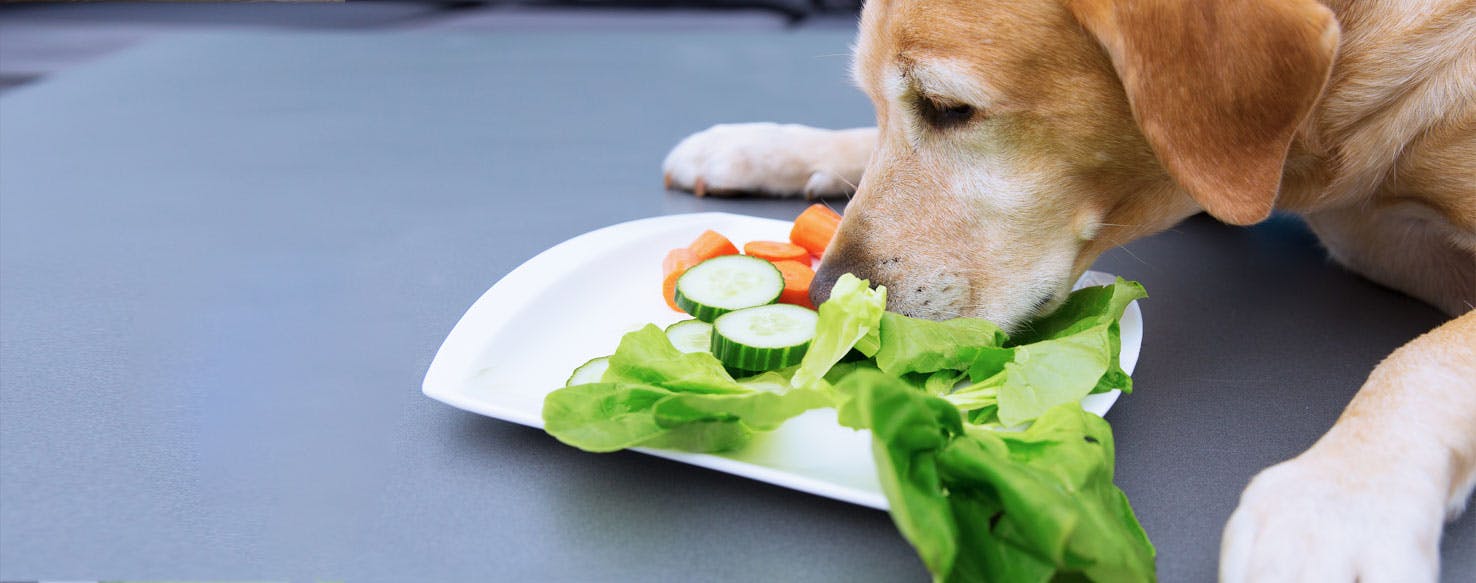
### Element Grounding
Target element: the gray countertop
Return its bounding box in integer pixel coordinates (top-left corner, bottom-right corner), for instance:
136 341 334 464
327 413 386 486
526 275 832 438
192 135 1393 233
1 31 1471 582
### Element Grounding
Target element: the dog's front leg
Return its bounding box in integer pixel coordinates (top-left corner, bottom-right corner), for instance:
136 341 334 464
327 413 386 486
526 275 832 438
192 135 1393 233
1221 310 1476 582
662 123 875 198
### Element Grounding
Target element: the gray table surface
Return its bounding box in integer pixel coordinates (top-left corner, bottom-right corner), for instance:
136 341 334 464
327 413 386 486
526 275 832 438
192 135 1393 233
1 31 1471 582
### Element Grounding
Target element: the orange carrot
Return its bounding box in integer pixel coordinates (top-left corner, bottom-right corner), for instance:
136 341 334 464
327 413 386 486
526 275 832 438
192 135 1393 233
743 240 810 264
687 229 740 260
772 260 816 309
662 248 701 312
789 204 842 258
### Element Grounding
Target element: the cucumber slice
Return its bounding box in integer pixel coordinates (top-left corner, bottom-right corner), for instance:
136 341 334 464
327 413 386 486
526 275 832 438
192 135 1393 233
711 304 819 371
565 356 610 386
674 255 784 322
664 319 714 353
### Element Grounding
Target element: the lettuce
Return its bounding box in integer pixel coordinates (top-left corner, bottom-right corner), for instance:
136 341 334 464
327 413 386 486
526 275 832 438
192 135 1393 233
601 324 749 394
1010 279 1145 345
870 278 1146 427
543 383 682 452
542 325 829 453
835 369 1156 582
540 275 1155 581
790 274 887 389
835 369 963 575
652 388 832 432
957 323 1116 427
875 312 1007 377
1008 278 1147 397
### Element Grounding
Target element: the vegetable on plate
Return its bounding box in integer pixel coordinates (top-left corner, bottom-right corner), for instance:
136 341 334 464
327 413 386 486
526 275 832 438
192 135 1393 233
664 319 713 354
688 229 740 260
790 203 842 257
743 240 811 264
835 370 1155 582
674 255 784 322
711 303 818 371
772 260 816 309
543 324 831 453
661 248 701 312
564 356 610 387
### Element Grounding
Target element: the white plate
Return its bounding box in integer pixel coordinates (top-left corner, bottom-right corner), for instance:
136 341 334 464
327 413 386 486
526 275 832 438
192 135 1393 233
422 212 1142 510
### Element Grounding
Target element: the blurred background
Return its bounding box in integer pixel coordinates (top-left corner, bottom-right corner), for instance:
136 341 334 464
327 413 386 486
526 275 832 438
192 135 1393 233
1 0 865 94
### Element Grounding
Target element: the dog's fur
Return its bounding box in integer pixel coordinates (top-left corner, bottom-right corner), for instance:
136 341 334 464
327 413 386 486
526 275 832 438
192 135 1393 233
664 0 1476 579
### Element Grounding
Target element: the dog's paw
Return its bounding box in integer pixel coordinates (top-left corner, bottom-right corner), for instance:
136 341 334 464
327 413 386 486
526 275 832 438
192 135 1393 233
1220 454 1446 583
662 123 865 198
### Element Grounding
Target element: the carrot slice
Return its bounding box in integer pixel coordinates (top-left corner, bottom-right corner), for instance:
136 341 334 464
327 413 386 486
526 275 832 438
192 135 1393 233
789 204 842 258
772 260 816 309
743 240 810 264
687 229 740 260
662 248 701 312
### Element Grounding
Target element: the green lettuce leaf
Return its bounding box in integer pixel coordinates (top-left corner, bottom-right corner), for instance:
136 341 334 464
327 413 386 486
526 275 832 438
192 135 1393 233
944 279 1144 426
938 411 1156 583
542 325 830 453
835 369 1155 582
875 312 1007 377
643 419 752 452
922 369 967 396
1009 278 1145 345
1011 278 1146 396
602 324 748 394
652 388 833 432
734 370 794 393
994 323 1113 426
542 383 673 452
955 325 1112 427
836 368 963 576
791 274 887 389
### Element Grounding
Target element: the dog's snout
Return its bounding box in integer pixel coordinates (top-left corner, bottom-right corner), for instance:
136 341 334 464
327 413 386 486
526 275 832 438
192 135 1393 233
810 250 888 306
809 261 844 306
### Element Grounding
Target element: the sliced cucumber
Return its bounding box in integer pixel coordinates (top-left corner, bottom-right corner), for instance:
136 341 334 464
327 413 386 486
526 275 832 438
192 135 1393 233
664 319 713 353
565 356 610 386
711 304 818 371
674 255 784 322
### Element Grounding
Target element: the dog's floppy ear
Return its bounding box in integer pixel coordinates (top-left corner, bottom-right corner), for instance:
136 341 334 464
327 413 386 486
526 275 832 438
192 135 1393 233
1068 0 1339 225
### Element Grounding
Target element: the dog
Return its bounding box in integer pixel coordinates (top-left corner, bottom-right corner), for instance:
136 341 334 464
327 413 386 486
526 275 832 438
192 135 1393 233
661 0 1475 580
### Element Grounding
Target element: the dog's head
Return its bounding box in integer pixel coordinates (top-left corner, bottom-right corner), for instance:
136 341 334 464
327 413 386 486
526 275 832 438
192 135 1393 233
814 0 1339 329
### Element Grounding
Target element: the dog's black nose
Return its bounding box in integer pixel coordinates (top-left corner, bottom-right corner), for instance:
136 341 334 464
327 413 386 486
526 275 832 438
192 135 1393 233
810 261 843 306
811 256 881 306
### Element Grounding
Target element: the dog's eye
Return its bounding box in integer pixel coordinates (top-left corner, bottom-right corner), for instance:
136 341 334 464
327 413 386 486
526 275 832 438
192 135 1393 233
917 97 975 130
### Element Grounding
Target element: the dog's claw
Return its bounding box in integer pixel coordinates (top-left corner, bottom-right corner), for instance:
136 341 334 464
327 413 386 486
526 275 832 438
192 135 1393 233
693 177 707 197
663 172 672 190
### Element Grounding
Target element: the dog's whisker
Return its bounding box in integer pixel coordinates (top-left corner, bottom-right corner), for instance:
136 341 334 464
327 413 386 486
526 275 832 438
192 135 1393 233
834 172 859 192
1116 245 1154 268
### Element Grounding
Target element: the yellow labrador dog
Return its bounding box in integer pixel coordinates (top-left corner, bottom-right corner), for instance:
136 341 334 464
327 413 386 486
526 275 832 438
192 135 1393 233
663 0 1475 580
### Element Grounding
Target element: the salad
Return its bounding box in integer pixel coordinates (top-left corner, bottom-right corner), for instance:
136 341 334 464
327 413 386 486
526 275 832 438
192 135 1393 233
540 205 1156 582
